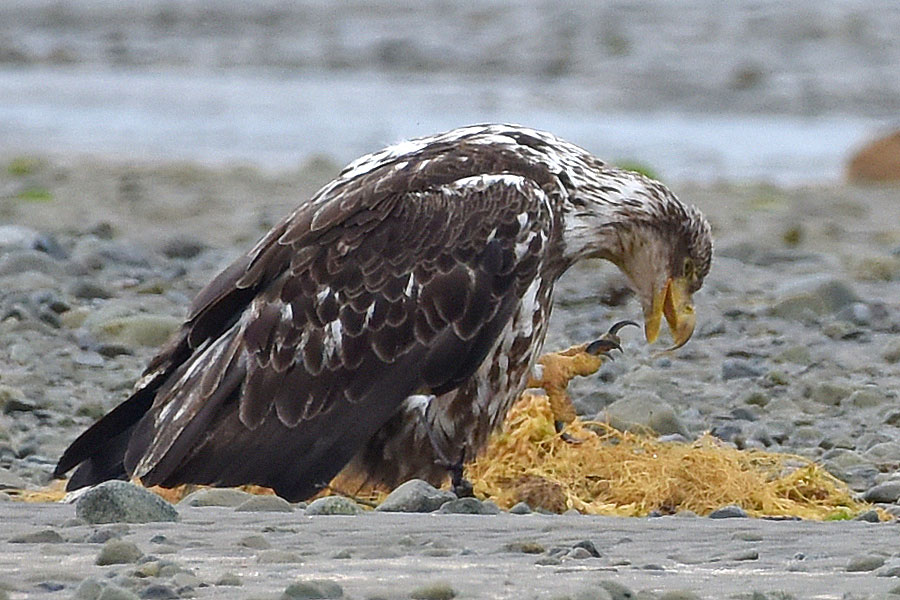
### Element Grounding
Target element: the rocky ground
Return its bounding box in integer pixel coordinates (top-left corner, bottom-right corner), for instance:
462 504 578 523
1 157 900 598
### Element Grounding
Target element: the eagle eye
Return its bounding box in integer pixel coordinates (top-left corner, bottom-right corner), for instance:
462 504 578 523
682 257 695 279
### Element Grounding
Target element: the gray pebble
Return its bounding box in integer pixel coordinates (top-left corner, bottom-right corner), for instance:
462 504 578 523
846 554 886 572
179 487 254 507
883 339 900 363
281 579 344 599
600 391 688 437
503 541 545 554
728 549 759 561
87 524 130 543
76 481 179 524
215 573 243 586
658 592 702 600
74 577 105 600
807 382 852 405
570 587 614 600
848 387 887 408
238 534 271 550
304 495 363 515
234 494 294 512
771 275 860 319
409 582 456 600
598 580 636 600
862 481 900 503
96 539 144 565
722 358 766 380
875 559 900 577
138 584 178 599
257 549 304 564
98 584 140 600
568 547 594 559
853 509 881 523
534 555 562 566
375 479 456 513
508 501 532 514
708 505 749 519
9 528 64 543
436 497 501 514
573 539 601 557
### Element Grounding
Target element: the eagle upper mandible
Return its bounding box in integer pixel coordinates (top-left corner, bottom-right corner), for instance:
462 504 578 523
55 123 712 501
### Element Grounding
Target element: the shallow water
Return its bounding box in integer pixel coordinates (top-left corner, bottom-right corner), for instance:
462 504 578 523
1 0 899 184
0 66 884 184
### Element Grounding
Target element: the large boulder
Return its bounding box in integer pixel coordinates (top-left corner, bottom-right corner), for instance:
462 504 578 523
847 130 900 182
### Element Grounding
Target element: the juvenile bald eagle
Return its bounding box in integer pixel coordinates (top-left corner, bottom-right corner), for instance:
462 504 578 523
55 124 712 501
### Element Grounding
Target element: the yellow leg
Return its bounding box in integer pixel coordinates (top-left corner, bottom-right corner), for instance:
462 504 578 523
528 320 638 430
527 343 607 427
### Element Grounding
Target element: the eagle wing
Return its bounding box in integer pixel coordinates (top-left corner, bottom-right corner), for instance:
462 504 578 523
59 150 555 501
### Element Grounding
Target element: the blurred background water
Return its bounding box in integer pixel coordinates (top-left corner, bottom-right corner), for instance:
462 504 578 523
1 0 898 184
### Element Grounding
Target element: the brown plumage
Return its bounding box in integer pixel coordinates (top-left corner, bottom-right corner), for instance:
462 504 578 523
55 124 712 501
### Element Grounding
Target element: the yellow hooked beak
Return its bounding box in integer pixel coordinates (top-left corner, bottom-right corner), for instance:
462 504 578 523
643 276 696 351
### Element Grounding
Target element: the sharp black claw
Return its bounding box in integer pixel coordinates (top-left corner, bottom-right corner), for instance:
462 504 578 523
586 339 621 355
555 420 585 444
586 320 640 356
608 319 640 336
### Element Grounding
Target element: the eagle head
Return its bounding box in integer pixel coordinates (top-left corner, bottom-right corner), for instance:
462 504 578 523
563 166 712 351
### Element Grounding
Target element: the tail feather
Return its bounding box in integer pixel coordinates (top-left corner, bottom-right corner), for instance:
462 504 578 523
54 389 154 490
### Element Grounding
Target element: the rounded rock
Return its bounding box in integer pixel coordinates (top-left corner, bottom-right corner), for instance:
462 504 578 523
375 479 456 513
76 481 179 524
96 539 143 565
234 495 294 512
862 481 900 504
281 579 343 599
304 495 363 515
707 505 749 519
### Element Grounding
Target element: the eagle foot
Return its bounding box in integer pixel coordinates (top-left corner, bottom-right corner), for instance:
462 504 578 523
533 320 640 445
555 420 585 444
436 448 475 498
412 395 475 498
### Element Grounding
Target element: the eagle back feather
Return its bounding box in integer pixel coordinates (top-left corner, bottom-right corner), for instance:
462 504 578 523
121 132 563 499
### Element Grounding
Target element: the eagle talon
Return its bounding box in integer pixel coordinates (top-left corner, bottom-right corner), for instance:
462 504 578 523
555 420 585 444
586 320 639 356
436 448 474 498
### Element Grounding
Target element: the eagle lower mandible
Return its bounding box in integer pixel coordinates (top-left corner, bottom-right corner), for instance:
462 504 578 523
55 123 713 501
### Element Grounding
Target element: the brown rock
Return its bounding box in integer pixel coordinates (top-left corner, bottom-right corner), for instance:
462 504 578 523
847 130 900 182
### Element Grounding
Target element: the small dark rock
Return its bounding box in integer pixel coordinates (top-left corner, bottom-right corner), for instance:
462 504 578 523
573 539 601 557
508 501 532 514
436 497 500 515
139 584 178 599
854 509 881 523
708 505 749 519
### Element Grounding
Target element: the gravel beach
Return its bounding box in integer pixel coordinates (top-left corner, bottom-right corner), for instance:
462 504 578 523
2 2 900 597
1 157 900 598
